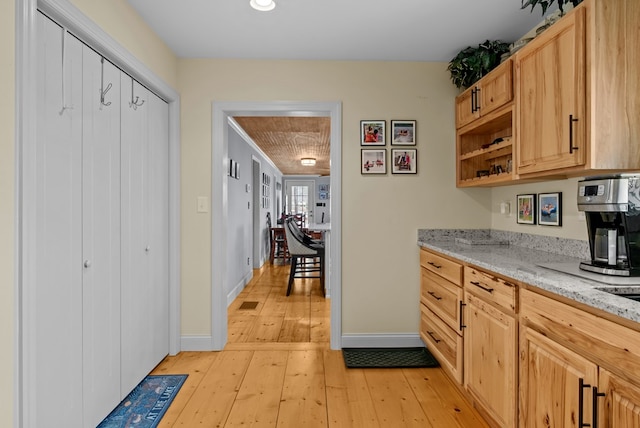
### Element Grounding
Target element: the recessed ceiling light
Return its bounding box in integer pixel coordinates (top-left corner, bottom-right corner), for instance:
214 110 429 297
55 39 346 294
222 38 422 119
250 0 276 12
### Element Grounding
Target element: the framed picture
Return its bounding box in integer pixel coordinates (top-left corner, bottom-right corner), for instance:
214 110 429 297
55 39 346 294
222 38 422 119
391 120 416 145
360 120 386 146
361 149 386 174
538 192 562 226
516 194 536 225
391 149 417 174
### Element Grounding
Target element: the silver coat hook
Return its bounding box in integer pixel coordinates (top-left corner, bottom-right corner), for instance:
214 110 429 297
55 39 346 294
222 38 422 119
99 57 112 109
129 76 145 110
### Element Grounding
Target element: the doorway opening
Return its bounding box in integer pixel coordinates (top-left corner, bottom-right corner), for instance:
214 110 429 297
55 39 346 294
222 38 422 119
211 101 342 350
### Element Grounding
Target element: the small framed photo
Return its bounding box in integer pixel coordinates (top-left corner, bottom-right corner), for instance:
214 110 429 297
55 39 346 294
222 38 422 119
391 120 416 145
516 194 536 225
538 192 562 226
391 149 417 174
361 120 386 146
361 149 386 174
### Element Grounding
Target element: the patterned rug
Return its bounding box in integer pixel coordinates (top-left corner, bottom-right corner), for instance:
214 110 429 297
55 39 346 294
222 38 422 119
342 347 439 368
97 374 187 428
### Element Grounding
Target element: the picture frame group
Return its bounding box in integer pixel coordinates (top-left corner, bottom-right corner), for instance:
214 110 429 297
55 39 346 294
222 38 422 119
360 119 417 175
516 192 562 226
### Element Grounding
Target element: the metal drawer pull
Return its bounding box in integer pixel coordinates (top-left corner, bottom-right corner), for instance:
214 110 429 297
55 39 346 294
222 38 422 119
427 261 442 269
427 291 442 300
578 378 591 428
459 301 467 330
470 281 494 293
426 331 441 343
592 386 605 428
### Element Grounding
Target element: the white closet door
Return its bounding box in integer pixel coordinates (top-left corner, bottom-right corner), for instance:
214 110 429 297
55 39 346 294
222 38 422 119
121 78 170 396
81 47 122 427
34 13 83 427
146 92 170 366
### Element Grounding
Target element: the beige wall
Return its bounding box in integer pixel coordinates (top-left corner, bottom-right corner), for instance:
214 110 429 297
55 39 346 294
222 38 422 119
491 177 588 240
1 0 15 424
178 59 494 336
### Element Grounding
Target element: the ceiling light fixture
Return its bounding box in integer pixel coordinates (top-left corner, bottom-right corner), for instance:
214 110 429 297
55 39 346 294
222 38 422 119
301 158 316 166
250 0 276 11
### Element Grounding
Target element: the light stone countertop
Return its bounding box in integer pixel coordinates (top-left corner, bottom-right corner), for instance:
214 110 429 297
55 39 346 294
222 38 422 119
417 229 640 325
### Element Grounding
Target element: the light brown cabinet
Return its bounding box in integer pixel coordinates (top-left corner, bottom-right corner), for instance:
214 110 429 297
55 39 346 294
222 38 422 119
419 248 464 383
520 288 640 428
463 266 518 428
455 60 515 187
515 0 640 178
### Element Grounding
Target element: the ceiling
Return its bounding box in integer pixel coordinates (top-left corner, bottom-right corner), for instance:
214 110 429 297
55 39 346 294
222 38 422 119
127 0 554 175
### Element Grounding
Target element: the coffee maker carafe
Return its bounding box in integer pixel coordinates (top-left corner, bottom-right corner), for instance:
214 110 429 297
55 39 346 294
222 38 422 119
578 174 640 276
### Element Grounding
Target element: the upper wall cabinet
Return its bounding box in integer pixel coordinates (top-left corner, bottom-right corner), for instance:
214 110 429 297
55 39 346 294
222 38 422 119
516 0 640 178
456 60 515 187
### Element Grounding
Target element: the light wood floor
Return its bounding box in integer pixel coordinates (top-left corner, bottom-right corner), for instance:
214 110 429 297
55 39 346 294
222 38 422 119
152 263 489 427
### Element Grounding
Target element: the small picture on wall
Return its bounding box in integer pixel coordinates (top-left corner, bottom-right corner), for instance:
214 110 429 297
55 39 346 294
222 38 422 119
517 194 536 225
361 149 386 174
391 149 417 174
538 192 562 226
391 120 416 145
361 120 386 146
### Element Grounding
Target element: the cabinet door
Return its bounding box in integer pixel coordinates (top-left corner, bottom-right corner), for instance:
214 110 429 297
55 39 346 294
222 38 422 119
464 293 517 427
516 7 586 175
479 59 513 117
455 86 480 129
81 46 123 427
520 327 598 428
599 368 640 428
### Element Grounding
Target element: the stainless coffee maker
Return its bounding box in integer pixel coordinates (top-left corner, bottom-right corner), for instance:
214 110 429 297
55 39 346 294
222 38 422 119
577 174 640 276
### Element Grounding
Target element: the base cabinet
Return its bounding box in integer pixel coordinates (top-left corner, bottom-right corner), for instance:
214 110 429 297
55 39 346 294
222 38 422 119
464 281 518 427
599 369 640 427
519 326 598 427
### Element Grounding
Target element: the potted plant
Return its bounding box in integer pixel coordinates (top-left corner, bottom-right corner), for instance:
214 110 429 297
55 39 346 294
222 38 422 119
447 40 510 89
521 0 583 14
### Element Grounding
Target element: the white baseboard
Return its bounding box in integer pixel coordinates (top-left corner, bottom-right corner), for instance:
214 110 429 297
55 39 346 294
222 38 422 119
226 270 254 306
181 335 214 351
340 333 425 349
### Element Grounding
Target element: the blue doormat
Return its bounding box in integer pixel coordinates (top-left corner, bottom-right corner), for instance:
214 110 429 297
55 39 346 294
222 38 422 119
97 374 187 428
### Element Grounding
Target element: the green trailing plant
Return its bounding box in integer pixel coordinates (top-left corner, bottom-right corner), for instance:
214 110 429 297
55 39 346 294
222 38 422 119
447 40 510 89
521 0 583 15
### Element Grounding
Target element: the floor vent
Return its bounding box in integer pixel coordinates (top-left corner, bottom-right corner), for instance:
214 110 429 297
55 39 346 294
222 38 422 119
239 301 259 310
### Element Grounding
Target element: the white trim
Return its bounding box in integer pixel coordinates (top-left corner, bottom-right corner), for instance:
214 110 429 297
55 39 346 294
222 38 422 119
17 1 182 426
212 101 342 351
180 335 215 352
227 270 254 307
341 334 425 349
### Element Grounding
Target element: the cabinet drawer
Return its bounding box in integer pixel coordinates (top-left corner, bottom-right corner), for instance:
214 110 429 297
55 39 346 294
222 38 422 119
421 267 463 333
420 249 463 285
420 304 463 384
464 266 517 313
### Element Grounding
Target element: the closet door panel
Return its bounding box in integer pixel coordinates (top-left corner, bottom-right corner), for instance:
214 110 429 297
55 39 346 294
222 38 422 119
147 93 170 366
120 75 153 396
34 13 84 427
81 47 122 427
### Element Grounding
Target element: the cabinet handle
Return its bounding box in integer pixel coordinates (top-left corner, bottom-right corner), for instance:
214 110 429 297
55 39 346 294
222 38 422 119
470 280 494 293
426 330 441 343
470 88 476 113
427 291 442 300
459 300 467 330
474 87 481 113
427 261 442 269
592 386 605 428
578 378 591 427
569 114 579 154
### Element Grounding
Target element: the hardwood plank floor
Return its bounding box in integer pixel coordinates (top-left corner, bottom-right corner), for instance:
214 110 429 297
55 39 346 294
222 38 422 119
152 263 489 427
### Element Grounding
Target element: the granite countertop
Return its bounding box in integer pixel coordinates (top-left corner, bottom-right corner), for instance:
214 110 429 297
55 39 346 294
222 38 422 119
417 229 640 325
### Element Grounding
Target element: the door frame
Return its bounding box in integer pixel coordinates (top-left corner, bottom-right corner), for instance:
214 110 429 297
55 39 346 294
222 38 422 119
212 101 342 350
16 1 182 425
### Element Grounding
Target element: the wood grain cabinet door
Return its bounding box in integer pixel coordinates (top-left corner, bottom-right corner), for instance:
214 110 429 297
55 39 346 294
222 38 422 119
519 327 598 428
464 293 518 427
515 6 586 175
599 368 640 428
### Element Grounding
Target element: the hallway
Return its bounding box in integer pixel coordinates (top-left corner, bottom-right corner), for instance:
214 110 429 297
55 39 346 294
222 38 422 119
150 263 489 427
